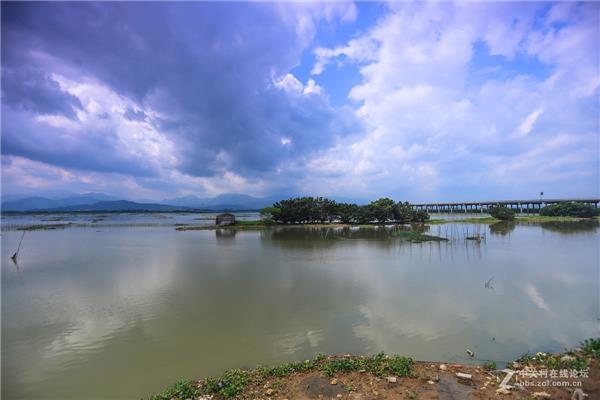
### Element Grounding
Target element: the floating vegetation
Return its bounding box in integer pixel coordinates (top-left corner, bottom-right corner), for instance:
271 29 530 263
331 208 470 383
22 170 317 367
18 223 73 231
392 229 448 243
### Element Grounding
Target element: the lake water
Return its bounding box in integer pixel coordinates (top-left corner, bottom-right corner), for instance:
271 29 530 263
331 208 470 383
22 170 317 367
1 216 599 399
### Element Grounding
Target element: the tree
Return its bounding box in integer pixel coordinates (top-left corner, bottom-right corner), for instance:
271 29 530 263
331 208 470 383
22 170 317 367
354 205 373 224
369 198 396 223
260 206 281 222
489 204 515 221
337 203 359 223
412 209 430 223
540 202 599 218
394 201 413 223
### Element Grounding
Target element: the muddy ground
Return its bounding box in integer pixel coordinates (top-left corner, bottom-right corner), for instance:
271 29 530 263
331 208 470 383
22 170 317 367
206 359 598 400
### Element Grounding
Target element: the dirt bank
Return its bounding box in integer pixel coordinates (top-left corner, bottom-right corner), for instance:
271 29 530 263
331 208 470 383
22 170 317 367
152 342 600 400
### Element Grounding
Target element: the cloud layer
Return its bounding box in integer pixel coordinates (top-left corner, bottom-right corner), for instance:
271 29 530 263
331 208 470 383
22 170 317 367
1 2 598 201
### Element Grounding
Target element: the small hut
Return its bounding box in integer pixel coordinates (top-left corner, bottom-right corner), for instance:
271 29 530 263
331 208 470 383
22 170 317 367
215 213 235 226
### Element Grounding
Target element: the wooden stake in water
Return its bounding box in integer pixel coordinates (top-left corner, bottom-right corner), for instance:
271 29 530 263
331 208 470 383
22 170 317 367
11 231 26 263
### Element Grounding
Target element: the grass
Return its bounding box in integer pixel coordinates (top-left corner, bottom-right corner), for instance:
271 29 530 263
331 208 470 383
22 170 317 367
152 352 413 399
428 215 597 224
582 338 600 360
514 216 589 222
153 340 600 399
426 217 498 224
393 230 448 243
151 379 199 400
516 338 594 371
482 361 497 371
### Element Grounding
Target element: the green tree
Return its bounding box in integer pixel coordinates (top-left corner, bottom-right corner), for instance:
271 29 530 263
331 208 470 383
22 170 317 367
369 198 396 223
337 203 359 223
540 202 599 218
260 206 281 222
489 204 515 221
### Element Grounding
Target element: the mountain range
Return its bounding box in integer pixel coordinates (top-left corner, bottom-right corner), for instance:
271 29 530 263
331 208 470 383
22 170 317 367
1 192 367 212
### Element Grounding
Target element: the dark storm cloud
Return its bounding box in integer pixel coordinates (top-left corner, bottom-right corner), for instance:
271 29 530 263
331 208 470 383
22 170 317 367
1 2 360 178
0 107 158 177
2 68 83 118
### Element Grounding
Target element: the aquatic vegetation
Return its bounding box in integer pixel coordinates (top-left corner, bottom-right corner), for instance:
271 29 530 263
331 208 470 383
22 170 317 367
393 230 447 242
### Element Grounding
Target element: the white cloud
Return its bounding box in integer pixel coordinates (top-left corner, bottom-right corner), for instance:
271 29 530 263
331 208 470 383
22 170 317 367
517 107 544 136
302 2 599 200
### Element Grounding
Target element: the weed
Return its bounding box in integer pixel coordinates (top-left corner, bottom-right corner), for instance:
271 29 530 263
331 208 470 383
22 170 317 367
344 383 357 392
406 390 418 399
517 351 588 370
387 356 414 377
151 379 198 400
581 338 600 360
482 361 497 371
203 369 249 398
321 353 414 378
393 230 447 243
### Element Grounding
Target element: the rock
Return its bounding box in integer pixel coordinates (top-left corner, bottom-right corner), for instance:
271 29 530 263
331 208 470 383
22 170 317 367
358 369 366 373
455 372 472 381
337 395 343 398
265 388 275 396
300 376 344 399
466 349 475 357
561 355 576 362
387 376 397 383
532 392 551 398
427 380 435 384
572 389 589 400
496 387 511 395
439 364 448 371
330 378 338 385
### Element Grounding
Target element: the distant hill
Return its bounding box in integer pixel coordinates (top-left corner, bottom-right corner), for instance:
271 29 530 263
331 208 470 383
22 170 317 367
2 193 117 211
2 192 369 212
46 200 193 212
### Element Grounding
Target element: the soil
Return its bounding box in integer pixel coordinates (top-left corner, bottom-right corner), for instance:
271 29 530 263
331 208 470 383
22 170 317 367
205 359 599 400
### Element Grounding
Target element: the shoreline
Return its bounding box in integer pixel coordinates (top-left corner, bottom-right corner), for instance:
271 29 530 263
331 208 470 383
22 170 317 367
2 215 597 232
152 340 599 400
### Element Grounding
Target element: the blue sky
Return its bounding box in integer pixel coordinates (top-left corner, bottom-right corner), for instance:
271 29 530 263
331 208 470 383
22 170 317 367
1 1 598 202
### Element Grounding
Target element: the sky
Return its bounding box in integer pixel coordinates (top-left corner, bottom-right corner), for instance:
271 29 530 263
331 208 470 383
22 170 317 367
1 1 599 202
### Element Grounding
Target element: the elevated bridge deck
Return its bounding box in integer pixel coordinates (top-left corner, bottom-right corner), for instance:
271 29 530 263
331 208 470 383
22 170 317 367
411 198 600 213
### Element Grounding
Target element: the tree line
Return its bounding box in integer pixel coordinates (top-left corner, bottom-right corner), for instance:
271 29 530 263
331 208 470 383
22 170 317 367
260 197 429 224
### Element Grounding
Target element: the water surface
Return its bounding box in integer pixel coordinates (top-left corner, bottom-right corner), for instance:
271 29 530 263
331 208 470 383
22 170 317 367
2 219 598 399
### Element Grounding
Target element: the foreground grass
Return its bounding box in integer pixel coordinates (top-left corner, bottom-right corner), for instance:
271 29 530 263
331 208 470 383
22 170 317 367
153 338 600 400
151 352 413 400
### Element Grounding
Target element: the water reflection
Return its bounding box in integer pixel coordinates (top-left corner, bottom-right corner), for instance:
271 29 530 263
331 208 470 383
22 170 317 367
539 220 599 234
2 221 598 399
489 221 516 235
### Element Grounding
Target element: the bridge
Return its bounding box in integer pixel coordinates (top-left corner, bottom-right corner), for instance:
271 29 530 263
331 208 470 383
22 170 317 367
411 198 600 214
